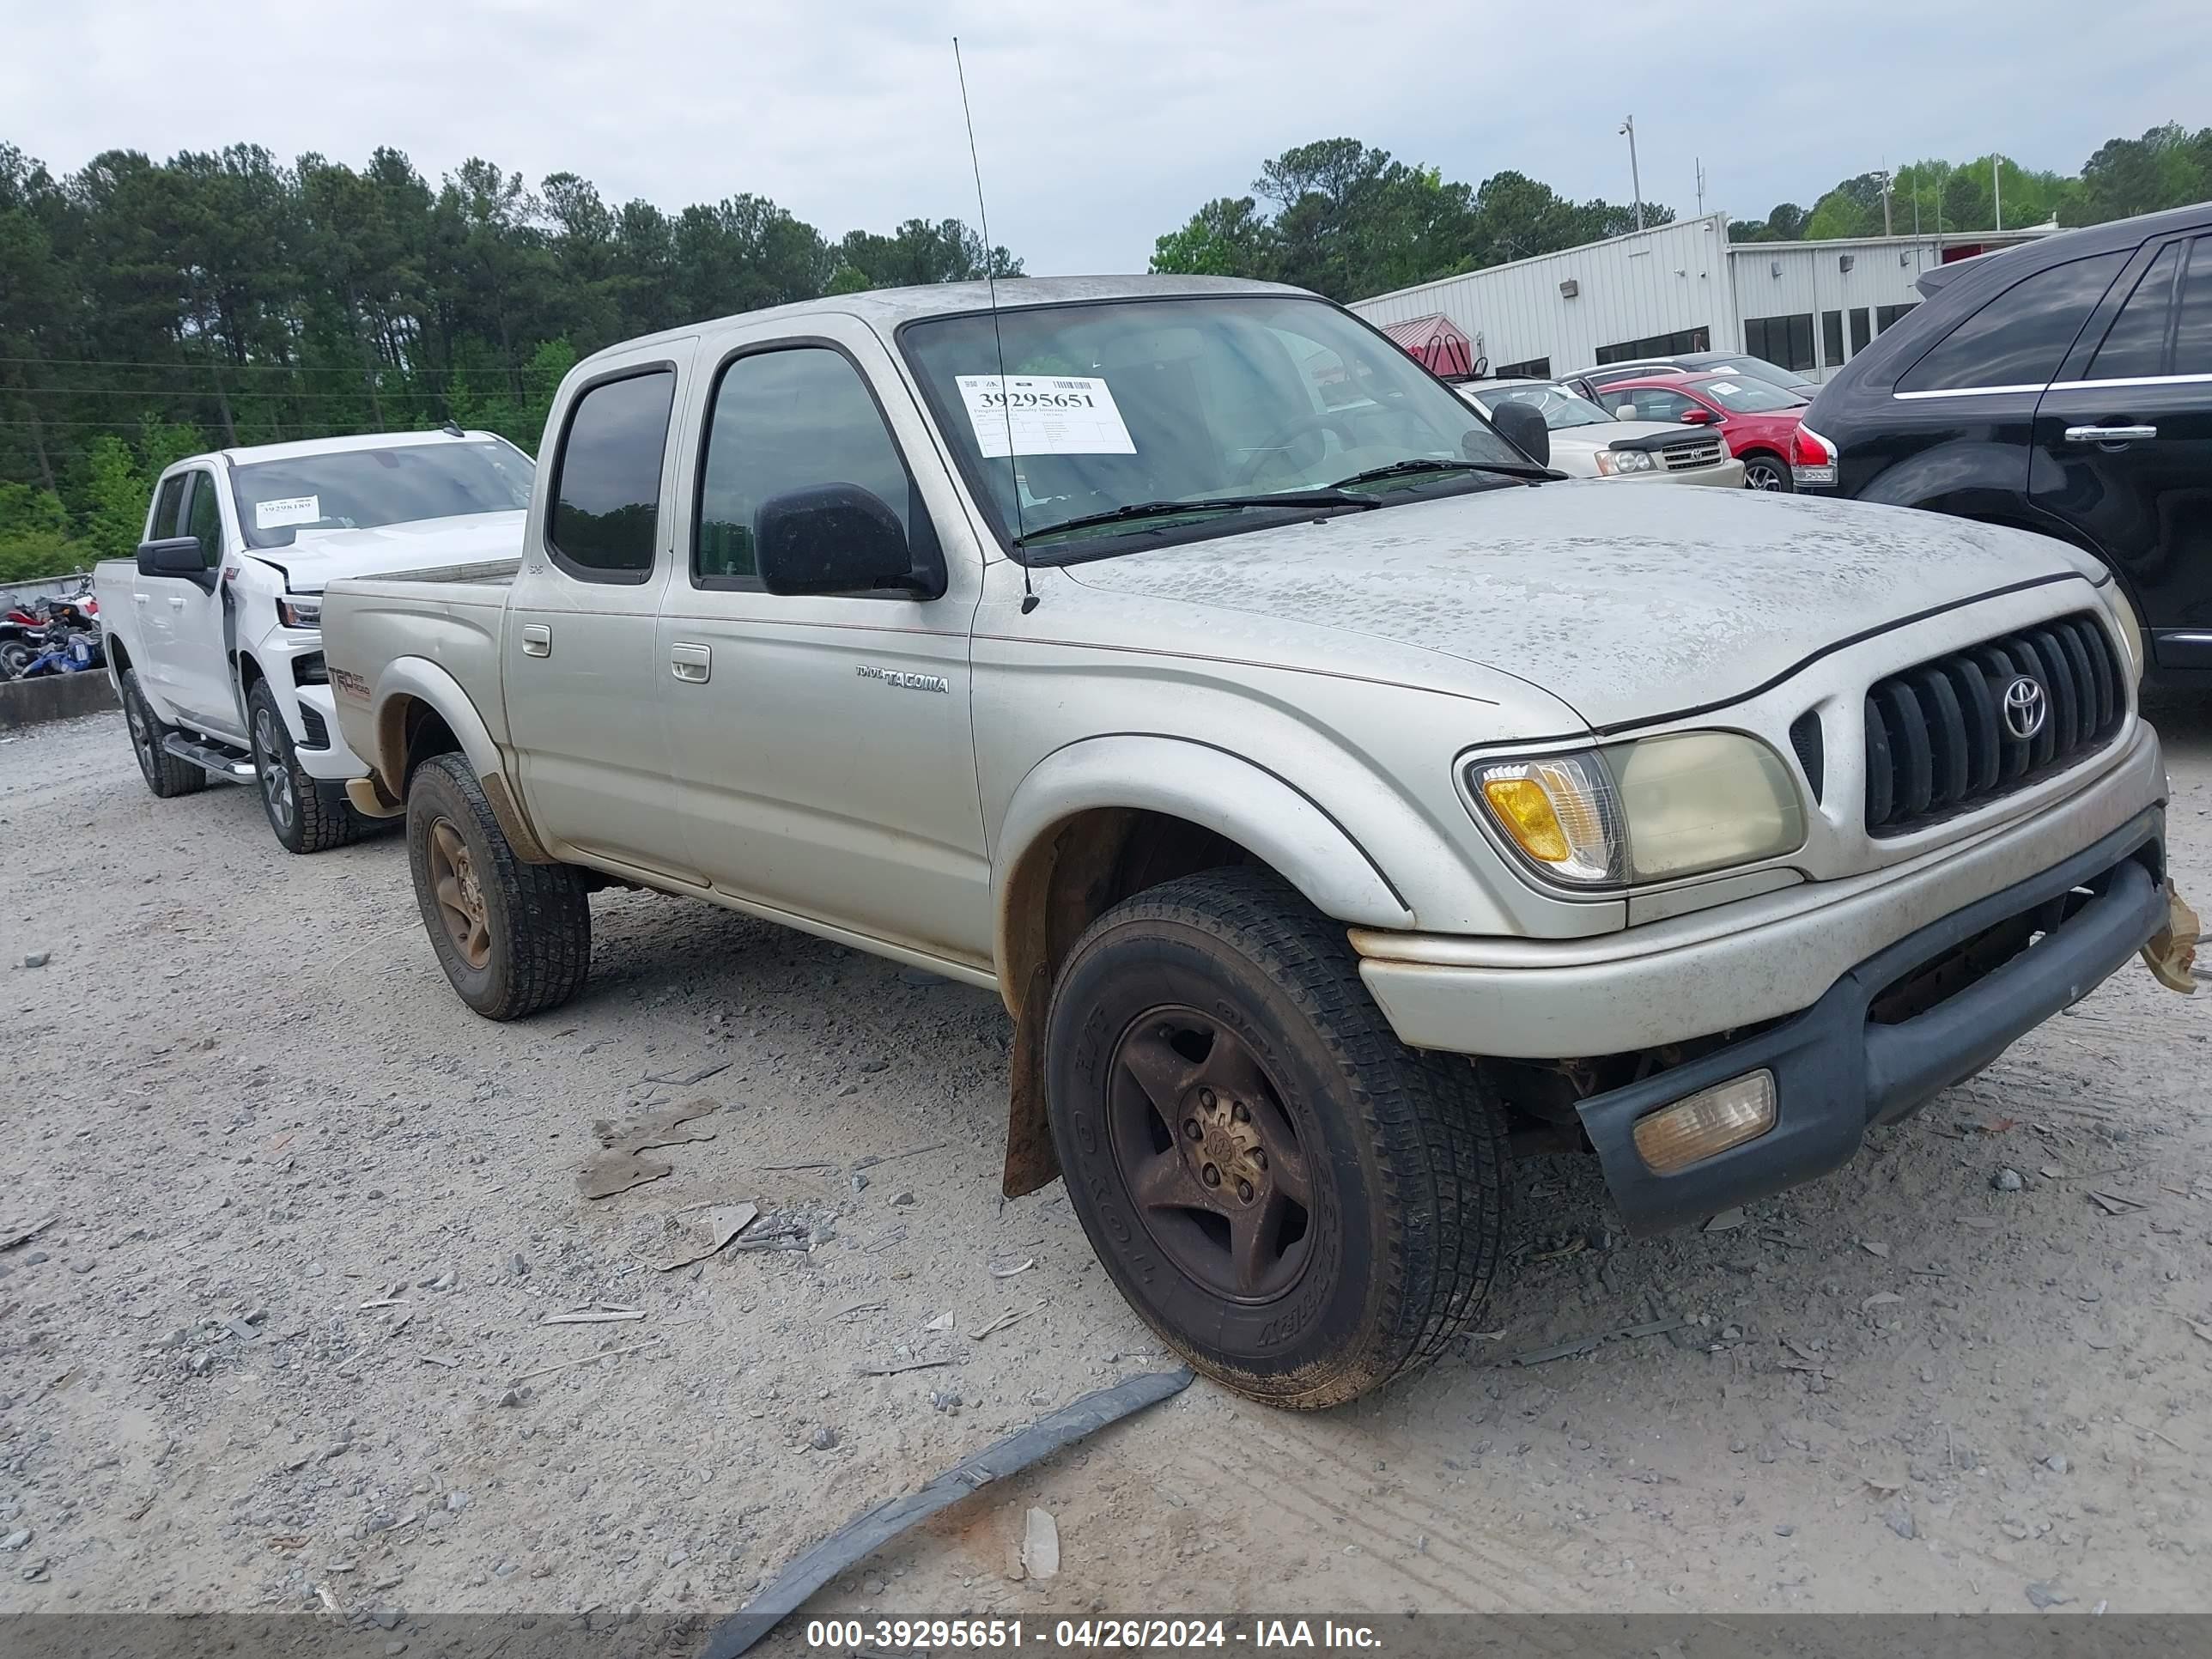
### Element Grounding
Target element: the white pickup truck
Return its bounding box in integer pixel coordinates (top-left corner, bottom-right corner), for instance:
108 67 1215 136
323 276 2185 1407
95 429 532 851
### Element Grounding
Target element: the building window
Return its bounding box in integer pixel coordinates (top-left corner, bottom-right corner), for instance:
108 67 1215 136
1821 311 1844 368
1593 326 1711 366
1492 356 1553 380
1875 302 1920 333
1744 313 1816 372
1850 308 1872 355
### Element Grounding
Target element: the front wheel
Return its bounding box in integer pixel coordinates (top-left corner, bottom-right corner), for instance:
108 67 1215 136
1044 867 1509 1409
246 680 366 854
405 752 592 1019
1743 452 1794 492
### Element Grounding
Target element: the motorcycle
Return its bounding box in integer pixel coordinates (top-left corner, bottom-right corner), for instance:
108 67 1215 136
1 607 103 681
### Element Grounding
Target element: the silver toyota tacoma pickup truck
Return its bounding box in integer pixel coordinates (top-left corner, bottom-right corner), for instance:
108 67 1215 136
321 276 2187 1408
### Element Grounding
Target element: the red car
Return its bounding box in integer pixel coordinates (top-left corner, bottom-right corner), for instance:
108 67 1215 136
1594 372 1832 493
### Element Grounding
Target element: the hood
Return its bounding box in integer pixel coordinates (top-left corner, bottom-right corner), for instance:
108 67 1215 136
245 511 526 592
1060 485 2088 732
1547 418 1705 455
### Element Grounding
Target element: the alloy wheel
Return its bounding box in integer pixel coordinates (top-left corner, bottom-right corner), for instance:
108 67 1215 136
252 705 295 830
427 817 492 970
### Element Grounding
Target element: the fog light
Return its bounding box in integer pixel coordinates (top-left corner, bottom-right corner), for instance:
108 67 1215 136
1632 1071 1778 1173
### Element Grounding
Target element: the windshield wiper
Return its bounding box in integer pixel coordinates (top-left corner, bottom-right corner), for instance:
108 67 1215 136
1013 491 1380 546
1326 457 1560 489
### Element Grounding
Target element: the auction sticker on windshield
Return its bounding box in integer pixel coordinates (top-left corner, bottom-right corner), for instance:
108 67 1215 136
254 495 322 529
957 374 1136 459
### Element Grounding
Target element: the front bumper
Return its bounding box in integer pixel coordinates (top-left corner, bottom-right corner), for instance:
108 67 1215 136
291 683 370 780
1571 811 2166 1233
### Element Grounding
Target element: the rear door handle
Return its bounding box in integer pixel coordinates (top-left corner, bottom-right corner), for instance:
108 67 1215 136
671 641 711 684
520 623 551 659
168 596 185 610
2063 424 2158 444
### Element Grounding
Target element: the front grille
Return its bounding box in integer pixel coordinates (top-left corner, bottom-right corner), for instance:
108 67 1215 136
1863 612 2124 837
1660 439 1725 470
298 703 331 750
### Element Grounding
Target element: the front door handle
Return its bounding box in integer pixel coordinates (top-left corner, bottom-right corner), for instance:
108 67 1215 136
520 623 551 659
2063 424 2158 444
671 641 711 684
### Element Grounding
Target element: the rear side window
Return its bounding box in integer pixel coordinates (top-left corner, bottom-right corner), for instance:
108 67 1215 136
2175 236 2212 376
150 475 187 541
184 471 223 567
548 369 677 580
2087 243 2180 380
694 347 921 587
1898 252 2126 393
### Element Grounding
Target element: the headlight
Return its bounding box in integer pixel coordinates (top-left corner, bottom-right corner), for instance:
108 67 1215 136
1470 732 1805 888
276 594 323 629
2103 583 2144 688
1594 449 1655 477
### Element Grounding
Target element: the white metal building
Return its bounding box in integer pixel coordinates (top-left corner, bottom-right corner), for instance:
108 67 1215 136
1350 213 2051 386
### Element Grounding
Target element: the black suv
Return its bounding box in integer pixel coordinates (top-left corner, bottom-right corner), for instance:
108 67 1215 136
1799 201 2212 684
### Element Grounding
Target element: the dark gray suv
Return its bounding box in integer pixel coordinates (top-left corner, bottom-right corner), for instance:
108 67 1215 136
1799 201 2212 686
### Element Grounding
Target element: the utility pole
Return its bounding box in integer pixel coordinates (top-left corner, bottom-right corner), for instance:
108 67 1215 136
1876 166 1894 236
1620 116 1644 232
1993 156 2002 233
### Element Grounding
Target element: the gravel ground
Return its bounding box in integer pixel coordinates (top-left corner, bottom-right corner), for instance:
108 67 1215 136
2 708 2209 1638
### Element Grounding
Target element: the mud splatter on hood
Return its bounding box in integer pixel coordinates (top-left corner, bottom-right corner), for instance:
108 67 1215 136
1060 484 2091 729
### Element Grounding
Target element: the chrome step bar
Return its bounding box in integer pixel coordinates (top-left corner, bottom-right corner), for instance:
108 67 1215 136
161 732 256 781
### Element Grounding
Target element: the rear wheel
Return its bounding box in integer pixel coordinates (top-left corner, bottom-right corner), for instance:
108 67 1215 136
246 680 363 854
119 669 208 799
405 752 591 1019
1044 867 1509 1408
1743 452 1793 492
0 640 33 680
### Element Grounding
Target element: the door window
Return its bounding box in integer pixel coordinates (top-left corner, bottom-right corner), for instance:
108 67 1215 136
2086 243 2181 380
547 368 677 581
693 346 927 588
184 471 223 567
1898 252 2126 392
2173 236 2212 376
1613 387 1698 422
150 474 187 541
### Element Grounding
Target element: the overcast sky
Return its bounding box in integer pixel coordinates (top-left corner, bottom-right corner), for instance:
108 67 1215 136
5 0 2209 274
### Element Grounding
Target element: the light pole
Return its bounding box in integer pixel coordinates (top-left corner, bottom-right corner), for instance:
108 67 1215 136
1620 116 1644 232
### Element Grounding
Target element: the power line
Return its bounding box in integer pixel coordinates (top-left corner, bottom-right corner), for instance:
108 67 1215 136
15 385 452 400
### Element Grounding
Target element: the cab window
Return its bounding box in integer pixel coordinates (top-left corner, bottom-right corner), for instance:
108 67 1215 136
150 474 187 541
184 471 223 568
547 368 677 581
694 346 930 589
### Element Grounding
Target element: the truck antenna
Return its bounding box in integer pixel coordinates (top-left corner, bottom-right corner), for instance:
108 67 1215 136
954 36 1036 614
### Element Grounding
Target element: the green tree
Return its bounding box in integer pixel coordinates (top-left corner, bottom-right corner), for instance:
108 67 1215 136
1151 196 1275 277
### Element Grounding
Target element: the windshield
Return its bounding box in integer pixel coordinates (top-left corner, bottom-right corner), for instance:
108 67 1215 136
1692 356 1814 392
1693 378 1805 414
229 440 534 549
1468 382 1616 429
900 295 1522 554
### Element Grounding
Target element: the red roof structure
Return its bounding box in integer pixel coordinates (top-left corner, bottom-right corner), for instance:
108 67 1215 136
1378 313 1475 380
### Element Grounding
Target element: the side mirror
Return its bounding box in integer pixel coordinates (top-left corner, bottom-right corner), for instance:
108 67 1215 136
1613 404 1638 421
137 536 207 580
1680 408 1719 426
754 484 942 599
1486 403 1550 469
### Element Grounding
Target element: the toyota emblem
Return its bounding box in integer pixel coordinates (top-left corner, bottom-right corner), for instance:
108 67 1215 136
2002 675 2048 740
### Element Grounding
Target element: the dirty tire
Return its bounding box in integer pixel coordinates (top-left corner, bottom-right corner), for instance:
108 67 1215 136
1743 451 1794 492
404 751 591 1020
1044 866 1509 1409
119 668 208 799
246 679 365 854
